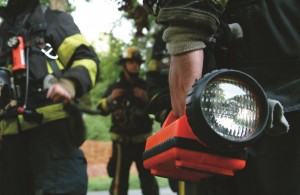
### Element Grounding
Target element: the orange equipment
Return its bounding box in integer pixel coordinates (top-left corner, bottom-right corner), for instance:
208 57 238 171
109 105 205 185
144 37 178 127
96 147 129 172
11 36 26 71
143 69 269 182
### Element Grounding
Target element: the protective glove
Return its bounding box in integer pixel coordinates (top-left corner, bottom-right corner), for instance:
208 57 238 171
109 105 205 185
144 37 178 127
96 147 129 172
266 99 289 136
46 77 76 104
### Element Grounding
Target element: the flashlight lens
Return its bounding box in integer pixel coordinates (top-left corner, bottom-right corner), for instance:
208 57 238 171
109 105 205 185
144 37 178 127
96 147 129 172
201 76 261 141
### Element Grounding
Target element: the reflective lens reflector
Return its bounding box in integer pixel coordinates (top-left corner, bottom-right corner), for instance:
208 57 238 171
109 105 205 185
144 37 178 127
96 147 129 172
201 76 261 141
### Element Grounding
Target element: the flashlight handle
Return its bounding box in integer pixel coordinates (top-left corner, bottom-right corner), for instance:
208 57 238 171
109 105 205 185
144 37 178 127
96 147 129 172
159 110 199 141
12 36 26 71
162 109 189 128
162 111 178 128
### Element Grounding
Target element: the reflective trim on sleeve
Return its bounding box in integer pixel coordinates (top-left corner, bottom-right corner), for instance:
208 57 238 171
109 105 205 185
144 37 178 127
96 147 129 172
148 59 158 71
0 103 69 136
57 34 90 66
98 98 110 112
72 59 97 86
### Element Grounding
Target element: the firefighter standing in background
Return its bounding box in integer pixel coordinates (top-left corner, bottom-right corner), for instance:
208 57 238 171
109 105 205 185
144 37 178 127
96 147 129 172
0 0 99 195
97 47 159 195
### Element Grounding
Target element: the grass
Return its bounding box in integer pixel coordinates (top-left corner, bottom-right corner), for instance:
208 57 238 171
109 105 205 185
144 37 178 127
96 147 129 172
88 175 170 192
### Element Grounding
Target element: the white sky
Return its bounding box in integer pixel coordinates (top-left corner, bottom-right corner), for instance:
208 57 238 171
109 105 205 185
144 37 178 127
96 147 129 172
71 0 133 49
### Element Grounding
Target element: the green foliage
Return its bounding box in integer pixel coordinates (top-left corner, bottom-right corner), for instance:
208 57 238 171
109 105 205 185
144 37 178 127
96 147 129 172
84 114 111 141
40 0 49 5
0 0 6 6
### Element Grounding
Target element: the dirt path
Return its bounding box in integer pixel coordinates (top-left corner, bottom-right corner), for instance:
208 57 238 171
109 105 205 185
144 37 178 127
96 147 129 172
80 140 137 178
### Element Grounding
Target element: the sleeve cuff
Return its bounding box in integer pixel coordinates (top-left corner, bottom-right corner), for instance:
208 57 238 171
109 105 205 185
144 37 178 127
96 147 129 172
98 98 110 112
163 26 208 55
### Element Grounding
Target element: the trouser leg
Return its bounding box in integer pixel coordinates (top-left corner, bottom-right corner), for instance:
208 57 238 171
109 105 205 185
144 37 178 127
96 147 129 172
0 134 34 195
109 142 131 195
31 120 88 195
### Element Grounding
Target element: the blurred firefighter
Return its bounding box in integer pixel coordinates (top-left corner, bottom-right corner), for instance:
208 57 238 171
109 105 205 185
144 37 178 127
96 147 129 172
97 46 159 195
0 0 99 194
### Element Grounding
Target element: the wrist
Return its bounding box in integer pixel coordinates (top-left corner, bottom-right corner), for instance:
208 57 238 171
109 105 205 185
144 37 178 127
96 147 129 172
163 26 207 55
57 78 76 98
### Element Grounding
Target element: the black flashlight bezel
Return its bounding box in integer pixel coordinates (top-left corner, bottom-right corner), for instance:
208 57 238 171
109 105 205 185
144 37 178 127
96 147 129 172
186 69 269 151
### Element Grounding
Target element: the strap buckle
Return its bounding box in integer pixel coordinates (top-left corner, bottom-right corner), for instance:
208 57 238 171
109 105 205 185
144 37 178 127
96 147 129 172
41 43 58 60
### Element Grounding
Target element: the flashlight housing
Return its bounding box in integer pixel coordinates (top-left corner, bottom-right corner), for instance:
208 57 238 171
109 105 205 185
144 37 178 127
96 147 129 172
10 36 26 72
143 69 269 182
186 69 269 151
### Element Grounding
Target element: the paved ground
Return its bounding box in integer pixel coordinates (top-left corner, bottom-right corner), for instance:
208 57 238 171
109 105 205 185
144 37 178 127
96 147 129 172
88 187 176 195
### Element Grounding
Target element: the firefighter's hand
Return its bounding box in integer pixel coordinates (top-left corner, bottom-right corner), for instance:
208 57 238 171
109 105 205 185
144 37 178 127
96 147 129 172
107 88 125 102
133 87 148 102
169 50 203 118
47 79 75 104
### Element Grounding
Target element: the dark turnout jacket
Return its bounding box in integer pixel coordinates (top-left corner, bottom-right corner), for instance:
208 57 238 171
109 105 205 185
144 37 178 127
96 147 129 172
98 73 153 138
154 0 300 195
158 0 300 112
0 4 99 135
0 4 99 102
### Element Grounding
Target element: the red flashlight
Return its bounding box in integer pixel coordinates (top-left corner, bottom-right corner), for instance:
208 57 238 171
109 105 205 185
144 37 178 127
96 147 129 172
11 36 26 71
143 69 269 182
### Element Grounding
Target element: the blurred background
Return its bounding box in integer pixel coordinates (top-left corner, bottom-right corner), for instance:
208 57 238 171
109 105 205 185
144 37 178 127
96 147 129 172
0 0 168 192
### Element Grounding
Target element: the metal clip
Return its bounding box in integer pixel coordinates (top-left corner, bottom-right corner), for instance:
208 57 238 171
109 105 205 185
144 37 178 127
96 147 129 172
41 43 58 60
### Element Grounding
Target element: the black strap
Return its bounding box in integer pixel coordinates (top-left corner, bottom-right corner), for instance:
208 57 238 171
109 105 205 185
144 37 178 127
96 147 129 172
47 59 62 78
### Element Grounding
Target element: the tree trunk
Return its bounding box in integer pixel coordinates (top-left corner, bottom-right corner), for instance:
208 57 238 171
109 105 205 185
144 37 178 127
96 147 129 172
49 0 68 12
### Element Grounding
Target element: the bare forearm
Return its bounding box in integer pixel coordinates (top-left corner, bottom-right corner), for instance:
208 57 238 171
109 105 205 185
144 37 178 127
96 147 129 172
169 50 204 118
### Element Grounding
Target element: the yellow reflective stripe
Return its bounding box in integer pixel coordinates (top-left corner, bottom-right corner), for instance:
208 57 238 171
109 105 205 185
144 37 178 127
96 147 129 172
99 98 109 112
0 103 69 135
72 59 97 86
58 34 90 66
178 181 185 195
148 59 158 71
0 118 19 136
110 132 152 143
113 143 122 195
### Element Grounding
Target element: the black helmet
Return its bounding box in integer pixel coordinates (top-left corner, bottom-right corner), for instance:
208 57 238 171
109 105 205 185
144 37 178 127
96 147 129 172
118 47 144 65
6 0 39 15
